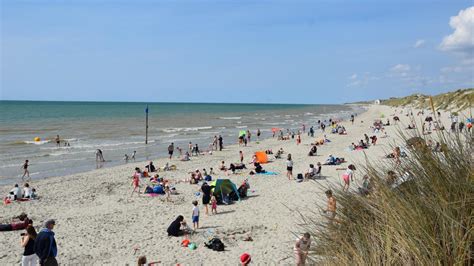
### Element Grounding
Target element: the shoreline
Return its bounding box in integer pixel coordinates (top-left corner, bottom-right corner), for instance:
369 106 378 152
0 104 364 186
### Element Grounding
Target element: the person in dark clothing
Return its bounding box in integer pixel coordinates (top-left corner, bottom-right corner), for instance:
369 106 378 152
254 162 265 173
167 215 186 237
21 225 38 264
201 182 212 215
34 219 58 266
218 135 223 151
145 161 156 173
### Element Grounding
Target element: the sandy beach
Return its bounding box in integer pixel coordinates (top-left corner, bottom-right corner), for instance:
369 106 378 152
1 104 470 265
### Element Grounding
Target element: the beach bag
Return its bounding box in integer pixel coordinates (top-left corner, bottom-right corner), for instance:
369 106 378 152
297 173 303 180
205 238 225 251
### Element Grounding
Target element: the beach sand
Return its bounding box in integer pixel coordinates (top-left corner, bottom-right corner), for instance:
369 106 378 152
1 104 470 265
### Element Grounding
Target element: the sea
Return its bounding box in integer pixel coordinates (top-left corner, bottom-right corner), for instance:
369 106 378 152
0 101 362 184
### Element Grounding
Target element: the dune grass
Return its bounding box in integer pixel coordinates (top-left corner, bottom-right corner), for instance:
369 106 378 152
303 130 473 265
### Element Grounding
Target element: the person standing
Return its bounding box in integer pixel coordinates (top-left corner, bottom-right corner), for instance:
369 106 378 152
21 160 30 181
191 200 200 230
34 219 58 266
168 143 174 159
246 130 251 143
218 135 223 151
239 151 244 163
95 149 105 162
294 232 311 266
21 225 39 266
286 154 293 180
257 129 261 141
201 182 211 215
55 135 60 147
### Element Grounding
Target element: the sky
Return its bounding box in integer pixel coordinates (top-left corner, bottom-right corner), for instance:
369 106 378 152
1 0 473 104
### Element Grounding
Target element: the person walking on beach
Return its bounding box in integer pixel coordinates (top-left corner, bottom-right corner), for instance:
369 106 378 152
294 232 311 266
55 135 60 147
246 130 251 143
20 225 38 266
218 135 223 151
239 151 244 163
296 133 301 145
188 142 193 154
257 129 261 141
168 143 174 159
213 136 218 150
21 160 30 181
34 219 58 266
286 154 293 180
323 190 337 221
131 151 136 161
191 200 199 230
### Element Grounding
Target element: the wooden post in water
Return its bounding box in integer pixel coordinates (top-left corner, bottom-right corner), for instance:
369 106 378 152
145 105 149 144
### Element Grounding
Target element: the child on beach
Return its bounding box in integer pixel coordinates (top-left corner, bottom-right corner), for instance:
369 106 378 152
211 195 217 215
21 160 30 181
342 164 356 192
191 200 199 230
323 189 337 221
131 170 141 196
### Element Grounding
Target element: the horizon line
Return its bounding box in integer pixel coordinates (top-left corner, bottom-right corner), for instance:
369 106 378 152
0 99 349 106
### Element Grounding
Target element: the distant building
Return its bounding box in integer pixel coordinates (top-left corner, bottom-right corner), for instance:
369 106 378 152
374 99 381 105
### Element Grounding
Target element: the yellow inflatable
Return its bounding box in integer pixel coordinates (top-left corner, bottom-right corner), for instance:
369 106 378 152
34 137 41 142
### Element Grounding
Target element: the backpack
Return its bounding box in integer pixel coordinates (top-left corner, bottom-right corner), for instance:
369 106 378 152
205 238 225 252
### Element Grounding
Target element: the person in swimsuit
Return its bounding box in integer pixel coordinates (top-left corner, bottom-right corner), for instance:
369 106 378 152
21 160 30 181
168 143 174 159
323 190 337 221
286 154 293 180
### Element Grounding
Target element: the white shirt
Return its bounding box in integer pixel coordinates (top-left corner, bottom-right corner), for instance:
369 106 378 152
23 187 32 198
11 187 22 198
287 160 293 167
192 206 199 217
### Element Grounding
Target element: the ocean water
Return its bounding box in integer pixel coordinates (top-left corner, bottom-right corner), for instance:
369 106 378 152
0 101 360 184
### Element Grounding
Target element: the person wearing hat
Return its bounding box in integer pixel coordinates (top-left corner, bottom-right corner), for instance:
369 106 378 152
240 253 251 265
34 219 58 266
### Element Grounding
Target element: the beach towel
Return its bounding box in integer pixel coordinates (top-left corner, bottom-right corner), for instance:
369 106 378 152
256 171 278 175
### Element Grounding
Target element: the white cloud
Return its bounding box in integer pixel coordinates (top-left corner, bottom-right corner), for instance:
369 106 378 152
391 64 411 72
350 74 358 79
414 39 425 48
439 6 474 54
346 72 378 87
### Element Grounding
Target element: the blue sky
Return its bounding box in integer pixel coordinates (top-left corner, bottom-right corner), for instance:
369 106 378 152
1 0 473 104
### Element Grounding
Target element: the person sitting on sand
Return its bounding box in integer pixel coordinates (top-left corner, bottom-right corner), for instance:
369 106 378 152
325 155 336 165
167 215 188 237
219 161 227 171
358 174 371 196
145 161 156 172
181 152 190 161
23 183 33 199
9 184 23 200
304 164 316 180
253 162 265 174
308 145 317 156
